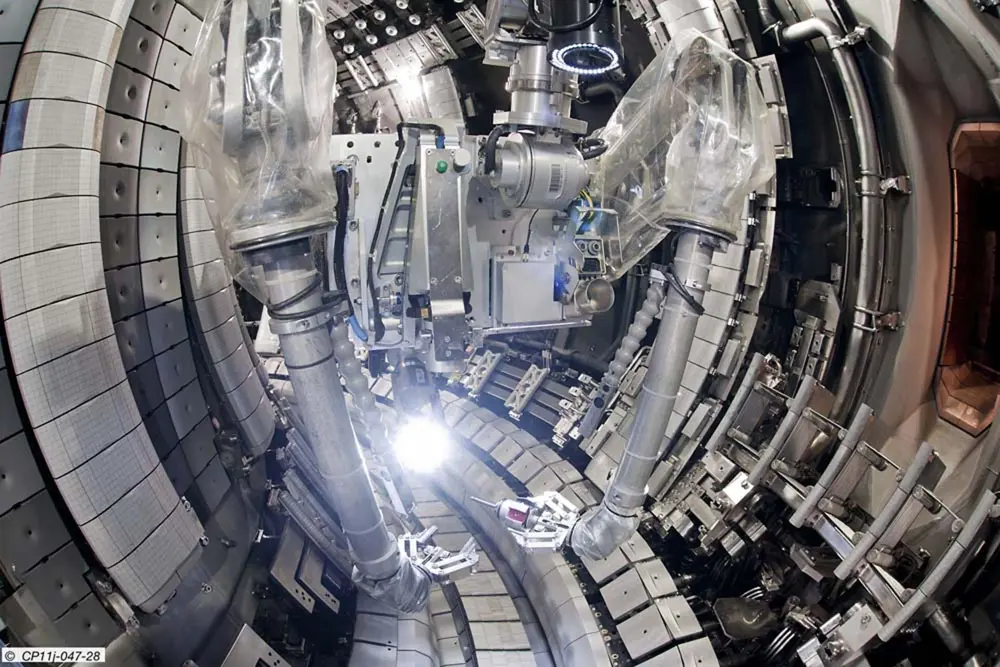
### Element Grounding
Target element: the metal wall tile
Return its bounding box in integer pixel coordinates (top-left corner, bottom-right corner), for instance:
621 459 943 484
128 358 164 416
140 124 180 171
194 287 236 331
10 52 112 106
56 426 159 522
0 0 40 43
21 543 89 619
600 568 649 621
9 98 103 151
32 382 142 477
146 299 187 353
0 432 45 516
100 216 139 268
17 336 126 427
0 491 70 573
118 20 163 76
139 215 179 261
99 165 138 217
131 0 175 36
115 313 154 371
5 291 113 371
165 2 198 52
138 169 177 214
147 402 179 458
102 113 144 166
186 258 229 300
80 466 176 564
0 196 100 265
106 502 202 608
166 380 208 439
146 81 182 130
25 7 122 65
190 456 229 519
53 594 120 648
141 259 183 308
163 443 193 493
105 265 144 321
154 40 188 88
618 604 670 661
154 341 197 398
201 315 243 360
106 64 152 121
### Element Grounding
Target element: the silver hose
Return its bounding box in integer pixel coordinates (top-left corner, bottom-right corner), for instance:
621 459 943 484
572 234 716 559
578 279 666 438
330 320 391 455
257 245 430 612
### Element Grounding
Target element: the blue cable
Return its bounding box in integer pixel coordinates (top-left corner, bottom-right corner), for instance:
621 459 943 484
348 315 369 342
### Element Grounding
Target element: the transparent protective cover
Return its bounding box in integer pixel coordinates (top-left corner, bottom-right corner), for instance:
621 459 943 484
592 29 776 278
181 0 337 300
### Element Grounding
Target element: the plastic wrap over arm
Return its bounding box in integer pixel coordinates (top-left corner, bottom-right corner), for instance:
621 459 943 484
352 559 433 613
570 505 640 560
180 0 337 300
593 29 776 277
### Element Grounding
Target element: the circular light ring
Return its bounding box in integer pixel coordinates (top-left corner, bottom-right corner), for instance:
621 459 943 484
550 42 621 76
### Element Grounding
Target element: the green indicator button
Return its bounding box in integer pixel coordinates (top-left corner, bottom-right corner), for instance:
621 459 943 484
435 160 448 174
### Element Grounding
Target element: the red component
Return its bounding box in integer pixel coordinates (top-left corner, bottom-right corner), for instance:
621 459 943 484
505 507 530 525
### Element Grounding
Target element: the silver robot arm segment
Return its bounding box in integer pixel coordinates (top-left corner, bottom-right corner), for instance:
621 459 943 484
180 0 477 613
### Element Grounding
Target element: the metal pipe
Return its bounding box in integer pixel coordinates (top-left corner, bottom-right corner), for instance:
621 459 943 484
705 353 766 453
747 377 817 485
571 233 715 559
255 243 430 611
789 404 874 527
779 18 886 420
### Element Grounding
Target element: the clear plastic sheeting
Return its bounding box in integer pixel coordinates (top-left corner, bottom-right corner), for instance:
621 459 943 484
181 0 338 300
352 558 433 613
592 29 776 278
570 504 640 561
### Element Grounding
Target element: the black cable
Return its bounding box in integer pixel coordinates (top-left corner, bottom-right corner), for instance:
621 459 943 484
528 0 605 34
268 274 323 312
333 169 351 301
578 137 607 160
665 268 706 316
483 124 508 175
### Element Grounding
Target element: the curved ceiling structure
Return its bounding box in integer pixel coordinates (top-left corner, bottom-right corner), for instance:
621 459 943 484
1 1 999 667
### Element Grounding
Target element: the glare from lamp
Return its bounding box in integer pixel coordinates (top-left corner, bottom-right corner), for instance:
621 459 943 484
393 416 451 473
397 65 425 102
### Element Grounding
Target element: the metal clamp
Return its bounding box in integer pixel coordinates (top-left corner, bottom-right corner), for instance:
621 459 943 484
830 25 870 49
399 527 479 581
880 175 912 196
268 309 335 335
853 306 903 333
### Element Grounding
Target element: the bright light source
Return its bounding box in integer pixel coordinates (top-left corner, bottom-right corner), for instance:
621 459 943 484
397 65 424 102
393 416 451 473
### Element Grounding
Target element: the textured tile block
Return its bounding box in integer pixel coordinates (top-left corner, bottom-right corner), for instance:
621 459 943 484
56 425 160 523
18 336 127 426
0 196 99 264
10 53 112 107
